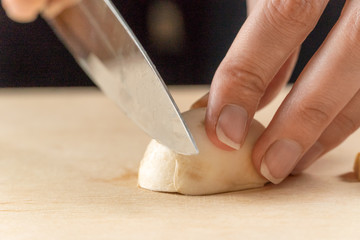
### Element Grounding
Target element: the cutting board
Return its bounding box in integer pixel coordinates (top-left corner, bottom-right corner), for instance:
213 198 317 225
0 86 359 239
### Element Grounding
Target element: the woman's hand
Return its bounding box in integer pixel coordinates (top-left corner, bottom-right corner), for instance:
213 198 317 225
2 0 47 22
2 0 78 22
195 0 360 184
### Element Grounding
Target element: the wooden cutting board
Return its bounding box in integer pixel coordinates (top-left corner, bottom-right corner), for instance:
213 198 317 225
0 86 359 240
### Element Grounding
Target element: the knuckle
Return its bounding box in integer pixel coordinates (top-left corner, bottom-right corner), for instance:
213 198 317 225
220 65 268 99
266 0 325 32
296 102 332 129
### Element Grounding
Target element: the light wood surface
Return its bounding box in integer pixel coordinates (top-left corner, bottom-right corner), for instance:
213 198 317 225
0 86 359 240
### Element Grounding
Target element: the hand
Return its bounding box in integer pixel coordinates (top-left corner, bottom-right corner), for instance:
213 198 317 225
193 0 360 184
2 0 78 22
2 0 47 22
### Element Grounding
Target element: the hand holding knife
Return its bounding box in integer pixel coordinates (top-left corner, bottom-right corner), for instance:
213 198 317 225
2 0 198 155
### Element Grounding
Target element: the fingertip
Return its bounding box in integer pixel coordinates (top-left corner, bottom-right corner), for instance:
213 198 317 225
2 0 46 23
204 104 236 151
5 10 38 23
259 138 303 184
204 100 250 151
291 142 324 174
251 135 268 176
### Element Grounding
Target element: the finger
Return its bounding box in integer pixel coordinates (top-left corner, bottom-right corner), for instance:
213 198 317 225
191 92 209 110
246 0 260 15
192 47 300 111
2 0 46 22
258 47 300 110
205 1 328 150
292 90 360 174
252 1 360 184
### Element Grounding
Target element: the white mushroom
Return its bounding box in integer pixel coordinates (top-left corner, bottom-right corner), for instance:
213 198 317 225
138 108 268 195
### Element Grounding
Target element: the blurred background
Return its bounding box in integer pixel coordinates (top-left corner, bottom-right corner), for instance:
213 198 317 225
0 0 344 87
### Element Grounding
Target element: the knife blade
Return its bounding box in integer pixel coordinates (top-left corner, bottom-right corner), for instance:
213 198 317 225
44 0 198 155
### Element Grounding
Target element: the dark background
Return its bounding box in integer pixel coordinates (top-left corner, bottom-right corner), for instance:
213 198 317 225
0 0 345 87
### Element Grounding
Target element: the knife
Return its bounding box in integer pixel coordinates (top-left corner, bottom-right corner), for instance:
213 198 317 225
43 0 198 155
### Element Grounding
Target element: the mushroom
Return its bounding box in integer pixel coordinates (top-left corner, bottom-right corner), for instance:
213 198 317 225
138 108 268 195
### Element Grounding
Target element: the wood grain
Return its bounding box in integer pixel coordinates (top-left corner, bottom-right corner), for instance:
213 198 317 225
0 86 359 240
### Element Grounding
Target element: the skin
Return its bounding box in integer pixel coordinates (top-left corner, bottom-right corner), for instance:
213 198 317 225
195 0 360 183
3 0 360 183
1 0 77 21
1 0 47 22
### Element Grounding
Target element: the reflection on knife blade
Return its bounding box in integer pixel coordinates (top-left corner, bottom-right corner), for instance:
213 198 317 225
44 0 198 155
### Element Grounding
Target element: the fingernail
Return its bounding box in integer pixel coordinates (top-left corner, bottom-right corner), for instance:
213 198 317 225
216 104 248 150
292 142 324 175
260 139 303 184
